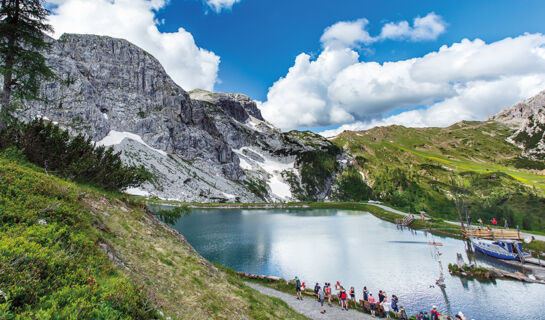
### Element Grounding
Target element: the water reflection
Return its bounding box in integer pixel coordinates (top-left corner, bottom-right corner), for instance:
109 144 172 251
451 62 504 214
169 208 545 320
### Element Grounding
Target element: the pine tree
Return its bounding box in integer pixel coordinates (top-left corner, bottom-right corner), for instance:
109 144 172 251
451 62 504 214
0 0 53 129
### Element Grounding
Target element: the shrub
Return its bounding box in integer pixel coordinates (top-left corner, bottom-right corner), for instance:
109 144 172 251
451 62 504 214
0 157 159 318
0 119 150 191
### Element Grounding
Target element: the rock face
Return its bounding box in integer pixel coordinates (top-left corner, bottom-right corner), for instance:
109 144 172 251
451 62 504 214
489 89 545 159
18 33 344 202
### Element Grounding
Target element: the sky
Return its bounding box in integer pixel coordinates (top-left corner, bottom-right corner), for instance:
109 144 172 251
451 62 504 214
46 0 545 135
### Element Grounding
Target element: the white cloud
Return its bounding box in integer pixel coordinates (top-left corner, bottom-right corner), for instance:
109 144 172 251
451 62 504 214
205 0 240 13
260 32 545 132
320 13 446 50
47 0 220 91
379 12 446 41
320 18 375 49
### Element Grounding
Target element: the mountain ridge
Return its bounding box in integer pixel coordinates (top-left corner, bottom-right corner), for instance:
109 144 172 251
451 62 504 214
17 33 345 203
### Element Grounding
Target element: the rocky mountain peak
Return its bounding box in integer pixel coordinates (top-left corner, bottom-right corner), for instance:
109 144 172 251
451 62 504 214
16 33 344 202
489 89 545 159
488 89 545 128
190 89 264 122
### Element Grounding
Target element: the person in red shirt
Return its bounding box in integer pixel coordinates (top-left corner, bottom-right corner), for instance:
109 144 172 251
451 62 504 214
492 218 497 227
430 306 440 320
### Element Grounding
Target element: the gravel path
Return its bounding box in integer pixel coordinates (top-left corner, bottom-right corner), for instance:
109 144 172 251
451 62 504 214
245 282 373 320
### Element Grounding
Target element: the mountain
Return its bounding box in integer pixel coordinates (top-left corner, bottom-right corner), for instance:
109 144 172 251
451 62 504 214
331 120 545 231
489 89 545 159
16 34 345 202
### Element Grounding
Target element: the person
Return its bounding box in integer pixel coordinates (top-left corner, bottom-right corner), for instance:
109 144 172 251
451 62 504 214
417 312 425 320
318 286 326 314
466 216 471 226
301 282 306 293
478 218 483 227
295 276 303 300
399 306 408 320
430 306 440 320
349 286 356 308
363 286 369 301
423 311 431 320
492 218 497 227
314 282 320 297
457 311 468 320
391 295 399 317
504 219 509 229
334 281 342 305
340 288 348 310
368 293 376 317
382 298 391 319
326 283 332 306
378 290 385 303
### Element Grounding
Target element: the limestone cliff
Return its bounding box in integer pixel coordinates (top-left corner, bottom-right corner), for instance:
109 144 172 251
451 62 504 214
17 33 344 202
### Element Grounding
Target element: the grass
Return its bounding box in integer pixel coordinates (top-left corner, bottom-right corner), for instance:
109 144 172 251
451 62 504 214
331 121 545 232
0 150 307 320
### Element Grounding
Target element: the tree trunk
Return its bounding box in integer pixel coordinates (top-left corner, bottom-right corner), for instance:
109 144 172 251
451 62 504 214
0 0 19 129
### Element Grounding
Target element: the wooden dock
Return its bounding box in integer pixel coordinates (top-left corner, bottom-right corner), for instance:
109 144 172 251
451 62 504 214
395 215 415 226
463 228 522 240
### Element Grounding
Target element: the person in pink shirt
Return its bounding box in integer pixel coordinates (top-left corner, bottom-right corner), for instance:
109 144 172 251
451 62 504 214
368 293 376 317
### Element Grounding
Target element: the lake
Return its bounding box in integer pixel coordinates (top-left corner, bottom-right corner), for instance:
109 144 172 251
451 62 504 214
167 208 545 320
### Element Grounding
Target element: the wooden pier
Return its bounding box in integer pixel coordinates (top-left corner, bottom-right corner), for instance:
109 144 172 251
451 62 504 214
462 228 522 240
395 215 415 226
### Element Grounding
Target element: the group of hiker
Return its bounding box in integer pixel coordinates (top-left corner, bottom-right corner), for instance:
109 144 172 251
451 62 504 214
294 277 469 319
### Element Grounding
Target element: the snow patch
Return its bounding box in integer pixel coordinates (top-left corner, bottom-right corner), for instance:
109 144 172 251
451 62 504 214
233 147 294 200
124 187 150 197
97 130 167 156
222 192 236 200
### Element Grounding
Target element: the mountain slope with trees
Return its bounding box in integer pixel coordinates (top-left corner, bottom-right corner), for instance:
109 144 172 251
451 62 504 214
332 120 545 231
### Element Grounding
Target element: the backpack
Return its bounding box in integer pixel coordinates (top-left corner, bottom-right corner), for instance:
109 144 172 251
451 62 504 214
295 279 301 288
431 310 439 320
341 291 347 299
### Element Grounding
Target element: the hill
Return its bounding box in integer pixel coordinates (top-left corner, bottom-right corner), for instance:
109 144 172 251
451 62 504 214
0 149 305 319
331 120 545 231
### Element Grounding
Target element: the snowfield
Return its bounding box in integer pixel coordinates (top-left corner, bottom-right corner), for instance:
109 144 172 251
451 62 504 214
233 147 295 201
97 130 167 156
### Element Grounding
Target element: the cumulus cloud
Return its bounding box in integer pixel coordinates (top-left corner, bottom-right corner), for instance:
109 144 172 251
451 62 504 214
320 18 375 49
379 12 446 41
260 31 545 132
47 0 220 91
205 0 240 13
319 13 446 50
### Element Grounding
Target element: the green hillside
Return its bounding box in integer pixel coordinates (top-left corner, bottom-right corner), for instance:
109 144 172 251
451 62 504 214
0 149 305 319
332 121 545 231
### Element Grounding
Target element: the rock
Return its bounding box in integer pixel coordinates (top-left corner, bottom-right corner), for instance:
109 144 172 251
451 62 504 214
489 89 545 159
16 33 345 202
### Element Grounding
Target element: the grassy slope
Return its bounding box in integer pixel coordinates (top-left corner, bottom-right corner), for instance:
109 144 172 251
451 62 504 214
332 121 545 231
0 151 306 320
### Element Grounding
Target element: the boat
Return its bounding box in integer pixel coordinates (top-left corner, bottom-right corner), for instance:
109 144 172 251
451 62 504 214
470 237 531 261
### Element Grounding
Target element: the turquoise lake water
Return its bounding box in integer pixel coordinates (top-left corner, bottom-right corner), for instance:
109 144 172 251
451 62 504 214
168 208 545 320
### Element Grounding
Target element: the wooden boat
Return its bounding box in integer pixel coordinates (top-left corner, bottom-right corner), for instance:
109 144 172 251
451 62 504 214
470 237 531 261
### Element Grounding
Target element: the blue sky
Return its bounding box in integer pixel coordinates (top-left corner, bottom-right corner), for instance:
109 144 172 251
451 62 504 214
49 0 545 133
154 0 545 101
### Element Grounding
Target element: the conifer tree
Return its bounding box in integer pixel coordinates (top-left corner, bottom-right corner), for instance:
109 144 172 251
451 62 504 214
0 0 53 129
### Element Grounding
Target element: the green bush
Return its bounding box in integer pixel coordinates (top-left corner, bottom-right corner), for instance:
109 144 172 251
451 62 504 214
0 119 150 191
331 166 373 202
0 156 159 318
